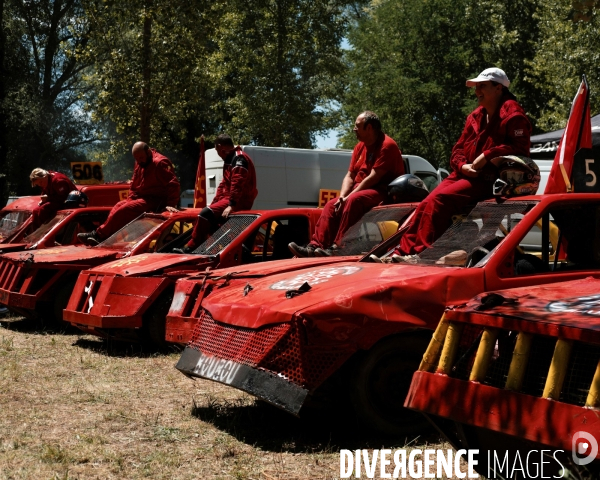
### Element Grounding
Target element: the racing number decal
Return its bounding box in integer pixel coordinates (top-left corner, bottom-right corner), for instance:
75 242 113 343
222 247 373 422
585 159 597 187
318 189 340 208
110 255 149 268
270 266 362 290
547 294 600 316
70 162 104 185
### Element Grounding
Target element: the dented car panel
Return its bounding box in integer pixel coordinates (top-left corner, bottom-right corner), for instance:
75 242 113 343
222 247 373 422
174 194 600 417
405 277 600 471
0 210 201 319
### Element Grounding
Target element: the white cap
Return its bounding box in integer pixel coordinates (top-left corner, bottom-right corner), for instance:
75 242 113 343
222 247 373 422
466 68 510 88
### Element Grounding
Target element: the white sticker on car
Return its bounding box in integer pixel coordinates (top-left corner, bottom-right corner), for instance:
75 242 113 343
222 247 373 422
270 266 361 290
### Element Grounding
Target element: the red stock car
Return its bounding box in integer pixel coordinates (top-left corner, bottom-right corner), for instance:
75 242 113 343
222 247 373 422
405 277 600 477
0 209 199 323
0 183 130 243
173 194 600 435
64 206 407 347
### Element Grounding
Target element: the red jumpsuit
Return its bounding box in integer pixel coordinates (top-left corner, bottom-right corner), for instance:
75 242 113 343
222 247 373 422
397 94 531 255
96 149 180 239
310 133 404 249
188 147 257 246
31 171 77 229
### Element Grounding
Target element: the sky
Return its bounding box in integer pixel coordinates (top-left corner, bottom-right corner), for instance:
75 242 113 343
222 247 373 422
315 129 339 149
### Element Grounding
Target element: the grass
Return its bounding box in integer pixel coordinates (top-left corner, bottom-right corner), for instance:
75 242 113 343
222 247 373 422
0 315 471 479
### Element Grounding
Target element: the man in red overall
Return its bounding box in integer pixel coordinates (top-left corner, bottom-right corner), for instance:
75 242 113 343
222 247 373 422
377 68 531 263
78 142 180 245
177 134 257 253
30 168 77 229
289 111 404 257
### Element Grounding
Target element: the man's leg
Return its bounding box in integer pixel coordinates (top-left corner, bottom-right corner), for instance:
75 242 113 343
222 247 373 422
397 175 493 255
30 203 59 230
332 189 384 247
184 199 230 250
309 197 342 249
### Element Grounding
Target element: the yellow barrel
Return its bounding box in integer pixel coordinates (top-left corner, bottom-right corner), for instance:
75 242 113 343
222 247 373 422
437 322 464 375
543 339 573 400
585 361 600 407
470 328 499 382
505 332 533 391
419 315 450 372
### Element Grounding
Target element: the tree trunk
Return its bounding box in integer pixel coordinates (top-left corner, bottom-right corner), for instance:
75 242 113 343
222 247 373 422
0 0 8 205
140 0 152 143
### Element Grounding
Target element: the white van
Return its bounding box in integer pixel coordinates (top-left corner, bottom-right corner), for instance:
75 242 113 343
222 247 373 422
180 146 448 209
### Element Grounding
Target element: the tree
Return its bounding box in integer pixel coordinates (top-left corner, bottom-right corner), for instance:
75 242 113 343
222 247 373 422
206 0 348 148
339 0 541 167
1 0 95 195
528 0 600 131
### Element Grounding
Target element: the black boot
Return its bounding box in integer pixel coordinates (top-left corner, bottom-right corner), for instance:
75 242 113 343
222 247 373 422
288 242 315 257
77 230 101 246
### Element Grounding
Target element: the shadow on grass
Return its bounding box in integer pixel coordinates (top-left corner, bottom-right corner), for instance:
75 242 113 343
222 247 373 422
191 394 440 453
73 336 183 359
0 315 80 336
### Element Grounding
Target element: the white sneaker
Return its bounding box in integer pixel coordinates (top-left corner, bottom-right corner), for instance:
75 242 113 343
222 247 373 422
391 254 419 264
435 250 468 266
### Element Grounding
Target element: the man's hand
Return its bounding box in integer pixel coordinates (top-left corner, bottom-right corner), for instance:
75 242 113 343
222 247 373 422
334 196 346 212
461 164 479 178
38 195 48 206
223 206 233 218
472 155 487 171
165 206 179 213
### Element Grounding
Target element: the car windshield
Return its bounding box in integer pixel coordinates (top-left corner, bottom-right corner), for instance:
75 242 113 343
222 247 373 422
0 210 31 239
99 215 166 251
23 212 69 244
414 200 538 266
193 215 260 255
336 205 415 255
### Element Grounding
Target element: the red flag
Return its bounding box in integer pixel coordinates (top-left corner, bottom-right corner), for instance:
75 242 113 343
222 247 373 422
193 136 207 208
544 75 592 194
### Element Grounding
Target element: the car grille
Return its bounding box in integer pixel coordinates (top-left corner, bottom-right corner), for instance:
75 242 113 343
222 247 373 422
421 320 600 407
187 308 349 391
0 259 26 292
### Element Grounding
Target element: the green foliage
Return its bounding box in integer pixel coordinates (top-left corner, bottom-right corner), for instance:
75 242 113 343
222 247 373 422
340 0 542 167
528 0 600 131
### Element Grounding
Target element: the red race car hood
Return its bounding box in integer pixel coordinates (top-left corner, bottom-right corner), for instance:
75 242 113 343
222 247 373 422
1 245 120 265
201 261 467 330
0 243 29 253
89 253 206 276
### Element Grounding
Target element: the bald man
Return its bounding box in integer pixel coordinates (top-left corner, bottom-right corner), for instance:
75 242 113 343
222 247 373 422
78 142 180 245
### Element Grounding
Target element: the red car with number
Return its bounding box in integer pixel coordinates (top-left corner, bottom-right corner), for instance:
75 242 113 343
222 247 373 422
173 194 600 435
64 207 408 347
0 209 198 323
405 277 600 477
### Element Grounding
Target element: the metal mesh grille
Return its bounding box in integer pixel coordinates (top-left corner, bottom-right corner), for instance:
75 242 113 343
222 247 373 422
336 206 413 255
418 201 535 265
187 308 349 390
482 330 518 388
194 215 259 255
0 259 24 291
517 335 556 397
448 324 483 380
561 343 600 406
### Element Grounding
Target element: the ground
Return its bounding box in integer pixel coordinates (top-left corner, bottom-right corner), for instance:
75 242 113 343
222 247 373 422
0 315 472 480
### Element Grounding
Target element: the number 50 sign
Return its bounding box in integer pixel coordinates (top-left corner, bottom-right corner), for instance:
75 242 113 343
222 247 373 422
70 162 104 185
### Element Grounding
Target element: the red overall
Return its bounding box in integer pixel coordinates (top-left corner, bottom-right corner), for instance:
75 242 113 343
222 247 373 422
188 147 257 246
96 149 180 239
310 133 404 248
397 95 531 255
31 171 76 229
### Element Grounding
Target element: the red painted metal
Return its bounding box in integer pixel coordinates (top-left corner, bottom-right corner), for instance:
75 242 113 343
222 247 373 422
65 208 326 338
173 194 600 408
0 209 200 318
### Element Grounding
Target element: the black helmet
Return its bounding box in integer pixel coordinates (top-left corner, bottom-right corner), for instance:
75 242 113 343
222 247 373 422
63 190 89 208
492 156 540 197
387 174 429 204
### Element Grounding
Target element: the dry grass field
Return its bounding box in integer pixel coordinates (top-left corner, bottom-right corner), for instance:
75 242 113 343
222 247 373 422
0 314 472 480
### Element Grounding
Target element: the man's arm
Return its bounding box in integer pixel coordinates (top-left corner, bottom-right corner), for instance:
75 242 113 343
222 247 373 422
156 160 181 207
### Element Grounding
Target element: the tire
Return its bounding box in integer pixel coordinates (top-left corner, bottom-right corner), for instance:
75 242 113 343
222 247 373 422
350 332 432 437
141 291 173 348
52 280 77 328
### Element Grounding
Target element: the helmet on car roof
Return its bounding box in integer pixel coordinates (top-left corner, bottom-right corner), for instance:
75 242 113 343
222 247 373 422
492 156 540 197
387 174 429 204
63 190 89 208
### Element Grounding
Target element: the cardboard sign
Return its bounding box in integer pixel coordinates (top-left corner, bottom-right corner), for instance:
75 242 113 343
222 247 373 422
572 148 600 192
70 162 104 185
318 189 340 208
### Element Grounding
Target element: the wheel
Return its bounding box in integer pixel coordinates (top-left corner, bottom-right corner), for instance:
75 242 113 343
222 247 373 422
350 332 432 437
141 291 173 348
52 280 77 328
